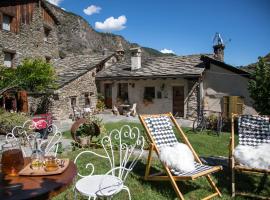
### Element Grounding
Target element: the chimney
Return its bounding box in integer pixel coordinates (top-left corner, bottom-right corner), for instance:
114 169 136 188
115 40 125 61
130 47 142 70
102 48 108 57
213 33 225 62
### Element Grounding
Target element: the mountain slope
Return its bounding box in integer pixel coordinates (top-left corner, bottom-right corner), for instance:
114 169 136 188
45 2 167 58
241 53 270 73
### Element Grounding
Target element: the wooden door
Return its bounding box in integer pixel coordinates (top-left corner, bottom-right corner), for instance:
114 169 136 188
17 90 28 113
173 86 184 117
104 84 112 109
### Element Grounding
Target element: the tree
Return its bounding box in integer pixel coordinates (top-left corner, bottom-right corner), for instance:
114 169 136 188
0 58 57 93
248 57 270 115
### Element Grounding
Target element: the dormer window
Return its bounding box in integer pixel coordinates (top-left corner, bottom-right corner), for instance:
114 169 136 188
2 14 12 31
45 56 51 63
4 52 15 68
44 27 51 42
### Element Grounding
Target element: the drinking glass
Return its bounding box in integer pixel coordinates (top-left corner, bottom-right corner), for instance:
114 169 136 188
1 142 24 176
44 156 59 172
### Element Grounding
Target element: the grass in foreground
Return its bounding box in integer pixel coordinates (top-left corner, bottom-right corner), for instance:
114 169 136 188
56 122 269 199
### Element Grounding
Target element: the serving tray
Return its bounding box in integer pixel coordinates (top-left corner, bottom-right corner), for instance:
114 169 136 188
19 159 69 176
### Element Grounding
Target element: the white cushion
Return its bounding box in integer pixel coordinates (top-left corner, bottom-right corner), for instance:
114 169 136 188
159 142 195 173
234 143 270 170
76 175 123 197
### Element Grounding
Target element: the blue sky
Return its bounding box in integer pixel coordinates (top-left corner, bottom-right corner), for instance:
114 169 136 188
49 0 270 66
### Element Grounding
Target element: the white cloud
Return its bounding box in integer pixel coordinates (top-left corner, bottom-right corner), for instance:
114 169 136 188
160 48 175 54
95 15 127 32
47 0 63 6
83 5 101 16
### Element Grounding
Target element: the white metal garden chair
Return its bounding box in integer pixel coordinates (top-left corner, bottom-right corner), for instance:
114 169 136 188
74 125 145 200
5 120 62 157
127 103 137 117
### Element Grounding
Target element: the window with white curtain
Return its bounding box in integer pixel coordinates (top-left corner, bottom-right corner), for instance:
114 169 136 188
4 52 14 68
3 14 11 31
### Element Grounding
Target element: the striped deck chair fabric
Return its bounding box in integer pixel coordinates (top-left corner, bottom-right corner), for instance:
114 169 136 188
238 115 270 146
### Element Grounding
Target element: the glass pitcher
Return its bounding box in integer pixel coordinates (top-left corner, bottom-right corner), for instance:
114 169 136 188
30 138 44 170
1 142 24 176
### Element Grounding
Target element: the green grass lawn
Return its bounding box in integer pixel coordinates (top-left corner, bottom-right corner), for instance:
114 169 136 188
55 122 269 200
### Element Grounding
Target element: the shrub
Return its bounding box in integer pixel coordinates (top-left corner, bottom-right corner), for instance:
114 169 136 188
0 108 30 134
96 93 105 112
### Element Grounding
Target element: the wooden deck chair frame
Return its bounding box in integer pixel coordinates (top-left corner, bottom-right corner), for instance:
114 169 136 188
230 113 270 199
139 113 222 200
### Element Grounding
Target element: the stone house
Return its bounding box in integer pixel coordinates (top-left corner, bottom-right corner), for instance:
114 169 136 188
96 44 257 119
0 0 116 120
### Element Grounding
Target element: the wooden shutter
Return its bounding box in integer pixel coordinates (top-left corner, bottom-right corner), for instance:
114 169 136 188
223 96 244 118
236 97 244 114
223 96 229 118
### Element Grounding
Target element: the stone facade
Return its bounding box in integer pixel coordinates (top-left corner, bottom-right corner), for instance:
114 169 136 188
98 78 199 119
0 3 59 66
203 63 257 115
52 68 97 120
186 79 200 119
0 2 101 120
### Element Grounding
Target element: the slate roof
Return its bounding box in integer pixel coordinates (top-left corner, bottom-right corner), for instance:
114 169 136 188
53 54 110 87
96 54 210 80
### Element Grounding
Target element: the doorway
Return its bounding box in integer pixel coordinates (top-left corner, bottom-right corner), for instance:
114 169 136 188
173 86 184 117
104 83 112 109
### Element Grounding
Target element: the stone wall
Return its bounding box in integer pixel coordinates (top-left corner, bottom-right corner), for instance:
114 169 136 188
186 79 200 119
203 63 257 115
0 3 59 66
28 93 53 115
51 68 97 120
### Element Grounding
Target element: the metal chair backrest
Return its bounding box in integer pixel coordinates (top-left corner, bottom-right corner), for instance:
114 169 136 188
75 125 145 182
238 115 270 146
5 120 62 157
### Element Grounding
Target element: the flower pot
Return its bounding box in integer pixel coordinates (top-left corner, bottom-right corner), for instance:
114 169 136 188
79 136 90 147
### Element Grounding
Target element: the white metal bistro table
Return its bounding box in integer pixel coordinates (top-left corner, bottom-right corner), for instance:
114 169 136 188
118 104 131 115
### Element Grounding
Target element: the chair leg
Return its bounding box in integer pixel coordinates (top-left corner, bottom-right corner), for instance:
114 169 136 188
145 144 154 180
123 186 131 200
206 175 222 197
231 169 235 197
74 189 77 200
163 166 185 200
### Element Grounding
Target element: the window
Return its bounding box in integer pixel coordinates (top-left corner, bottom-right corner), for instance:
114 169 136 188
2 14 11 31
70 97 77 107
84 93 90 107
45 57 51 63
44 27 50 42
144 87 155 101
4 52 14 68
117 83 128 102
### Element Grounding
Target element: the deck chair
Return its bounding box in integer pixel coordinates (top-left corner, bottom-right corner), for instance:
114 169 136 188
139 113 222 200
230 114 270 199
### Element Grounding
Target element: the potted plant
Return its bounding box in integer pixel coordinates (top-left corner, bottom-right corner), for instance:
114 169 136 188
70 115 105 147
